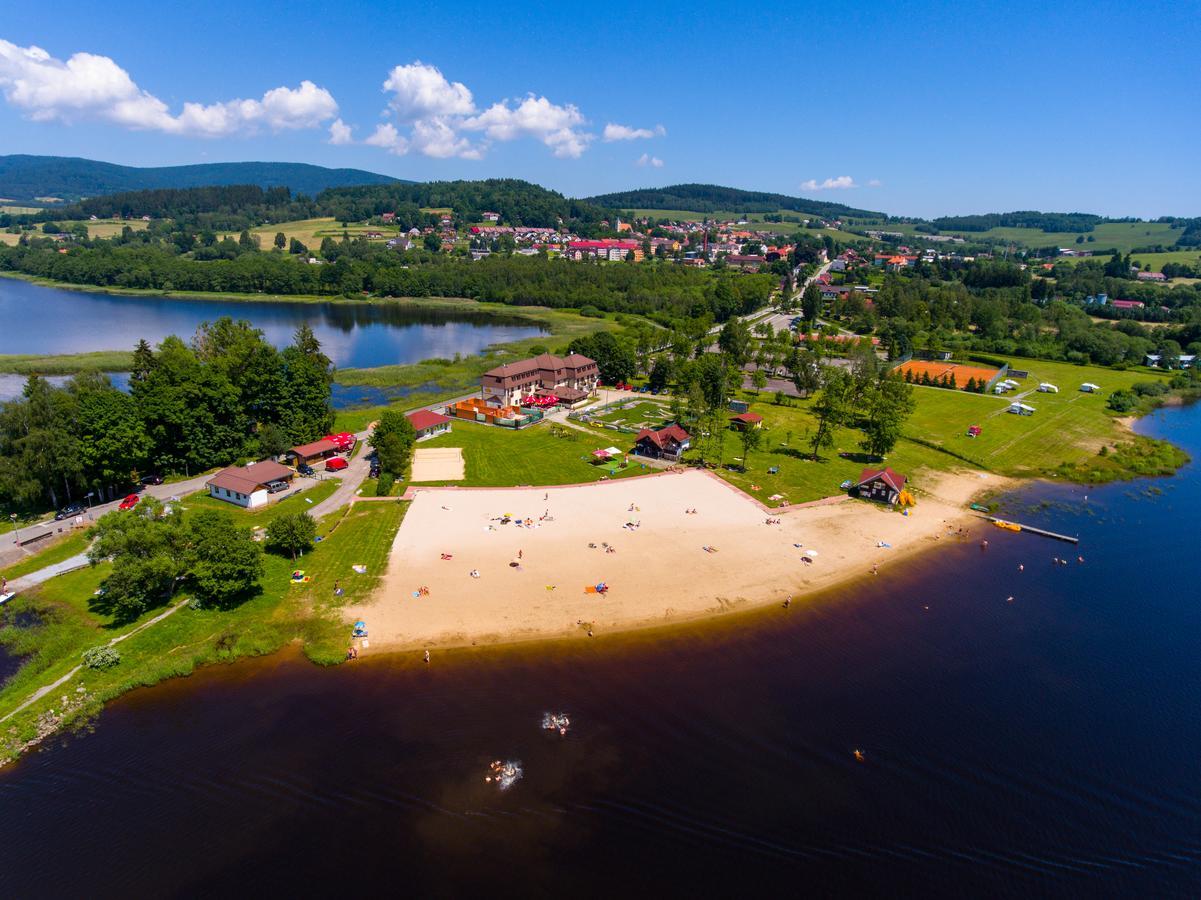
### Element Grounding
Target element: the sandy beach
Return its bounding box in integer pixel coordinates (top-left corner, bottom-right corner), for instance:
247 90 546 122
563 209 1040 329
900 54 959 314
345 468 1000 651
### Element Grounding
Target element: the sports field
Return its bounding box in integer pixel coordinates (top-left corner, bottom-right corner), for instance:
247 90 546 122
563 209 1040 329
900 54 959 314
893 360 1000 388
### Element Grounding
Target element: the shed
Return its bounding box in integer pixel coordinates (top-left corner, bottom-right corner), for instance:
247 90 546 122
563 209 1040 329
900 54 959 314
729 412 764 430
287 438 339 468
406 409 453 439
855 467 908 505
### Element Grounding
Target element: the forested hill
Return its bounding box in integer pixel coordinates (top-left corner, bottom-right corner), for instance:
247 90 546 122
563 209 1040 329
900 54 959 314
318 179 615 228
0 155 402 203
586 184 883 219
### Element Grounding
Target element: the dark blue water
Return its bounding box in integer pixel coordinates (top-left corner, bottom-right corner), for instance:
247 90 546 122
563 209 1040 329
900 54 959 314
1 404 1199 897
0 278 545 369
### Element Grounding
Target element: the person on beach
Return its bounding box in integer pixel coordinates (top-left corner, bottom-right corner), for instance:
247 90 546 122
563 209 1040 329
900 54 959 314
424 650 430 664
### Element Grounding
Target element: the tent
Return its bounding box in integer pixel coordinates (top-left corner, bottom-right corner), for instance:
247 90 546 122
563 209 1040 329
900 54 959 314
603 446 623 457
591 448 612 460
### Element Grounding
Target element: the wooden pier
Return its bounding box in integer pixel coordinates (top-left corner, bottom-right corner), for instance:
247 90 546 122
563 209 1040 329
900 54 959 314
987 517 1079 544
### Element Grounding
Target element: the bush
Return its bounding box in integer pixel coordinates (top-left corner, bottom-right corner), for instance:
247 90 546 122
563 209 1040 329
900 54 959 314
82 646 121 670
579 305 605 318
1132 380 1169 397
376 473 395 496
1107 389 1138 412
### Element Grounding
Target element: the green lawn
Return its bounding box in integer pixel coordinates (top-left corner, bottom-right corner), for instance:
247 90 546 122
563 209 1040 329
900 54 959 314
899 359 1170 474
415 420 652 486
0 500 406 759
688 359 1179 505
178 477 339 526
0 529 91 581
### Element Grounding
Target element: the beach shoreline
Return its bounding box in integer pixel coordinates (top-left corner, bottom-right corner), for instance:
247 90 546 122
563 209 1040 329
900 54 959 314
345 467 1008 655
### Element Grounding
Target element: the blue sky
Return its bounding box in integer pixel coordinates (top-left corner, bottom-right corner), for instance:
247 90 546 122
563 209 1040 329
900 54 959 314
1 0 1198 218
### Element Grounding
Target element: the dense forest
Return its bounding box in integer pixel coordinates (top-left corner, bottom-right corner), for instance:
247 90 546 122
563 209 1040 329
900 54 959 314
0 320 334 511
0 154 398 203
928 211 1112 233
587 184 881 219
319 179 615 229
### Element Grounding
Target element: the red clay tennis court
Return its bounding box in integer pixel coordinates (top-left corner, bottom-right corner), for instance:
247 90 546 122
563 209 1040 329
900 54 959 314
894 360 1000 387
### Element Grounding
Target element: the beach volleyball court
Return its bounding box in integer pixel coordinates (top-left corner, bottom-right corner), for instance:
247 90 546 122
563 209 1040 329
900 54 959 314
411 447 466 481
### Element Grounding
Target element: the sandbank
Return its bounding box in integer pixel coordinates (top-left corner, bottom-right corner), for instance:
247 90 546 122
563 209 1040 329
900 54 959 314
345 468 1001 651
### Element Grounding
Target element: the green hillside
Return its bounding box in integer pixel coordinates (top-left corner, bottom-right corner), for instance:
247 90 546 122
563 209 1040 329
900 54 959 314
0 155 403 203
587 183 883 219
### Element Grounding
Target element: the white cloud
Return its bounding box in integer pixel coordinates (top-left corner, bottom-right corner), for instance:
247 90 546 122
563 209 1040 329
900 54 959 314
463 95 592 158
364 122 408 155
0 39 338 137
382 61 475 121
328 117 353 145
636 153 664 168
603 122 665 141
800 175 858 191
867 178 883 188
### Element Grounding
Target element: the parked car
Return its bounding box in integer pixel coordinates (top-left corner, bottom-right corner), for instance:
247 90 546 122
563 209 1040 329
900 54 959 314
54 503 86 521
140 474 164 485
297 463 315 476
369 465 381 478
266 480 290 494
118 494 140 510
326 457 349 472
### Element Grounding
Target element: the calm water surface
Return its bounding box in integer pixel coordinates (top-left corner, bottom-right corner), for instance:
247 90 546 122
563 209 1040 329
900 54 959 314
1 405 1199 897
0 278 545 369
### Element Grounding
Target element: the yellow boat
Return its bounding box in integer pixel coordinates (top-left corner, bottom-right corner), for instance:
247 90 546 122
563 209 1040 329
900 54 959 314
992 520 1022 533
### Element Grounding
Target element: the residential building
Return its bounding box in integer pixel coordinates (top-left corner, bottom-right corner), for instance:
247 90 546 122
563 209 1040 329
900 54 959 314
206 460 295 509
480 353 599 407
1136 271 1167 282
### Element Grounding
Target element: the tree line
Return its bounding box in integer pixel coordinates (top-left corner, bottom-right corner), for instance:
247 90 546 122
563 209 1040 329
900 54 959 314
0 320 334 512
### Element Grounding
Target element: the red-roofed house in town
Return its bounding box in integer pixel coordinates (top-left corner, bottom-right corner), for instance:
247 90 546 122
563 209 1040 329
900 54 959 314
1110 299 1145 310
206 460 295 508
480 353 599 408
1136 271 1167 282
633 424 692 460
566 239 644 262
855 467 907 505
407 409 453 440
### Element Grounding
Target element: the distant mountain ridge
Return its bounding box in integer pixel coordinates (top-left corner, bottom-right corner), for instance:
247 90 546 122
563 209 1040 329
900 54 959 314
585 183 885 219
0 155 403 203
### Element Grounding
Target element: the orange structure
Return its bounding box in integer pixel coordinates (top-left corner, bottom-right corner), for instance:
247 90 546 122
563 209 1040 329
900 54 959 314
447 397 533 427
893 359 1000 389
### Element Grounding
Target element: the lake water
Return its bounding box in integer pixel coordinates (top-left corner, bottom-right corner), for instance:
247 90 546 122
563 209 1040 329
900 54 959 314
0 278 546 370
1 404 1199 896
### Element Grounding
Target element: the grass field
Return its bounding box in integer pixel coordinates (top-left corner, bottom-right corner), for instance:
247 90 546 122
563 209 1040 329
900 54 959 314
0 232 21 246
688 359 1178 505
871 221 1183 253
0 500 407 760
227 217 402 248
0 205 40 215
179 477 339 526
414 420 652 487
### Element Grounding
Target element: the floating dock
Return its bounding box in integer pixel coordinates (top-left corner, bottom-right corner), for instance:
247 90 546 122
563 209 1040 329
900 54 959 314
987 517 1079 544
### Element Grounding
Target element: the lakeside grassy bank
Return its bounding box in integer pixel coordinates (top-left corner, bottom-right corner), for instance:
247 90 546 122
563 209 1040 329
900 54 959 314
0 500 407 767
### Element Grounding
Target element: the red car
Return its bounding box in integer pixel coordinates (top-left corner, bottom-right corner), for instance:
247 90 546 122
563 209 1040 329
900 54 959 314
325 456 349 472
118 494 140 510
